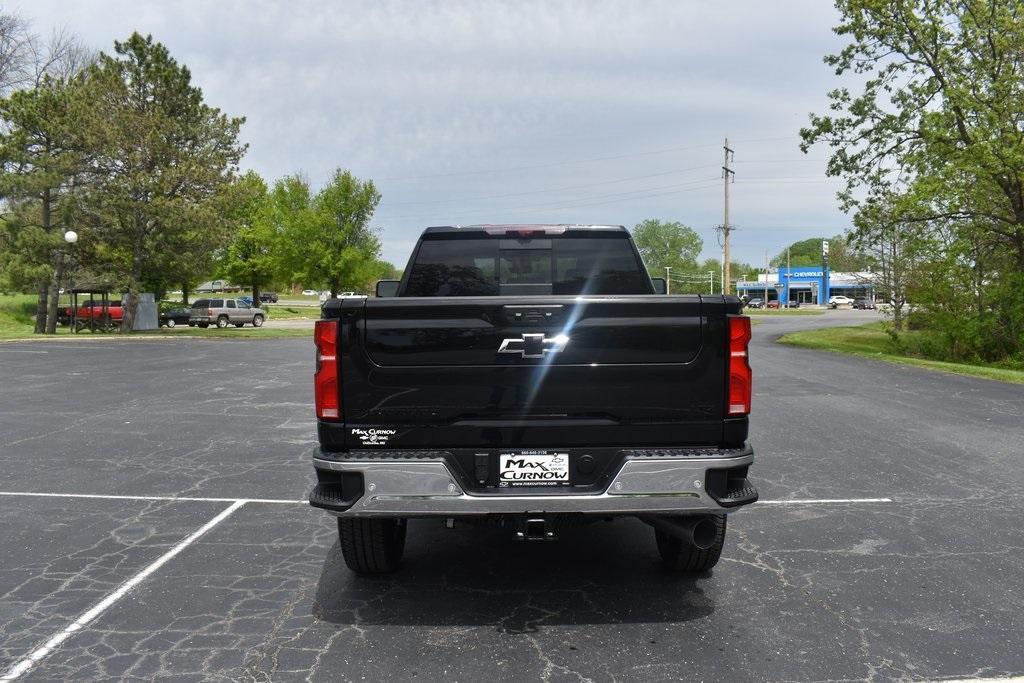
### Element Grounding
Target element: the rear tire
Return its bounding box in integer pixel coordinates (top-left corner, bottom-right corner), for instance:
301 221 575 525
234 323 244 327
216 315 229 328
198 323 209 328
338 518 407 575
655 515 727 572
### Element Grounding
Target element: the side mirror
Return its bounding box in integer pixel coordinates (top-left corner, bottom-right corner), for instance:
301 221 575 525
376 280 400 298
651 277 667 295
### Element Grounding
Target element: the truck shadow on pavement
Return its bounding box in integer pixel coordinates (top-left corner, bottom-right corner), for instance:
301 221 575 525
312 518 716 632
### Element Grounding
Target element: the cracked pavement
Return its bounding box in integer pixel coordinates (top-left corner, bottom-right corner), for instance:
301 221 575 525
0 310 1022 681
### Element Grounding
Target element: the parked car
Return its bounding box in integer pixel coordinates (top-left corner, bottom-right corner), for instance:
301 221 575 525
309 224 757 575
189 298 266 328
259 292 279 303
766 301 780 309
853 298 875 309
159 305 192 328
238 296 254 307
746 297 764 309
828 295 854 308
783 301 801 309
63 300 123 329
301 289 319 296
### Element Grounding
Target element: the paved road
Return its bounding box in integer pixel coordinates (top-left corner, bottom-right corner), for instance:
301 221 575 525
264 317 315 329
0 310 1022 681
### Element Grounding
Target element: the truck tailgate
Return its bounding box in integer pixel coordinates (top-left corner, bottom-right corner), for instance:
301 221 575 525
331 295 731 448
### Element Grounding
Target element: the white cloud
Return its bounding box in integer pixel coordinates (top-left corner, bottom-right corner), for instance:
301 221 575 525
17 0 850 269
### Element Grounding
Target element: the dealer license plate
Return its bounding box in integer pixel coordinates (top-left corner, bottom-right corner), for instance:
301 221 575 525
498 451 570 487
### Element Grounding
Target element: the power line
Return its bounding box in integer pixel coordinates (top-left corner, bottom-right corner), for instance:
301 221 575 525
380 178 721 221
378 135 801 181
379 164 720 207
732 159 826 164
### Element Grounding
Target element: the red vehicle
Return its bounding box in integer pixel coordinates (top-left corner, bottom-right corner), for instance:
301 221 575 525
64 300 123 328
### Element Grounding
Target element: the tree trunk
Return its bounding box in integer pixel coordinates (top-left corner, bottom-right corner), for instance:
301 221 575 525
121 241 144 333
34 282 48 334
35 187 54 334
252 283 261 308
182 283 190 305
44 252 65 334
1014 227 1024 272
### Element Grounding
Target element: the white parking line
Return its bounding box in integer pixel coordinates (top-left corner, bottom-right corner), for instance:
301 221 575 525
0 490 895 506
941 677 1024 682
0 500 247 682
758 497 893 505
0 490 898 680
0 491 304 504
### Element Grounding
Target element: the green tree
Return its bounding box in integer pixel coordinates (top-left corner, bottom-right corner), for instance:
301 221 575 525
266 174 315 290
801 1 1024 358
770 236 871 271
81 33 245 331
0 72 91 332
279 169 382 296
692 257 757 294
631 219 702 278
217 171 276 304
770 238 826 268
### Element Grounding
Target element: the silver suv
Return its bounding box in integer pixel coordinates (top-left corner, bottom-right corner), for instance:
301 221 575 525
189 298 266 328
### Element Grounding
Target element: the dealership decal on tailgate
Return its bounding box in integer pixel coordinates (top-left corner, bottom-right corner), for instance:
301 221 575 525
499 451 570 487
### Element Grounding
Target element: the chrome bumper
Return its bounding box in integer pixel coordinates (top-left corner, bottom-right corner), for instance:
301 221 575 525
311 448 755 517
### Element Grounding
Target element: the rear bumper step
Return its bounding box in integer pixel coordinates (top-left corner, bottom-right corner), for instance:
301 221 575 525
309 445 756 517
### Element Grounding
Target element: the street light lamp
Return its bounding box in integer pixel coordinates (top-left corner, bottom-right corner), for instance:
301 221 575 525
64 231 78 332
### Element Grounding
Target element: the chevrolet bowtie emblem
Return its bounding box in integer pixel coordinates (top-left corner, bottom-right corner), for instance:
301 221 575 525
497 333 569 359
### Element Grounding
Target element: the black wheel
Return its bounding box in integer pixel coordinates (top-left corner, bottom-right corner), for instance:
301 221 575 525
338 518 407 575
234 323 244 328
199 323 209 328
655 515 727 572
252 314 264 327
216 315 229 328
188 322 195 327
166 318 176 328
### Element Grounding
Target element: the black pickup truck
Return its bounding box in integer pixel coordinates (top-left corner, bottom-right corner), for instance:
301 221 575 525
310 224 757 574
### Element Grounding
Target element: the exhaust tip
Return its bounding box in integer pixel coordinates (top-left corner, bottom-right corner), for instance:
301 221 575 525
691 517 718 550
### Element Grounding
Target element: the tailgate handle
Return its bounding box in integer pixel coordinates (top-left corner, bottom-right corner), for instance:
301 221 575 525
503 305 563 324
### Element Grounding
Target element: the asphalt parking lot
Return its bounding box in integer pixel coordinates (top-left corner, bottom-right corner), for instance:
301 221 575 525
1 309 1022 682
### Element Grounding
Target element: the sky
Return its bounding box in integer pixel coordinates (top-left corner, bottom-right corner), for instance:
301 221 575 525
17 0 850 273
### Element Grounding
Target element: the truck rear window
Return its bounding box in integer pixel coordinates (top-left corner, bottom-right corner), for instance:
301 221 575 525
403 235 651 296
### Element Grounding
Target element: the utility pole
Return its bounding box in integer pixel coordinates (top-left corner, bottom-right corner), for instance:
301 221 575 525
721 138 735 295
763 249 769 306
708 271 715 295
786 246 791 306
664 266 671 295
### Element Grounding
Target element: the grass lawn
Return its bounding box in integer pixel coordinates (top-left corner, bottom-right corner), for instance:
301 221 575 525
262 305 319 321
0 293 310 341
0 293 42 340
778 322 1024 385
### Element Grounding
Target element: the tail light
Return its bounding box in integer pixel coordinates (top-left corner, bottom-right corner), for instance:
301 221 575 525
314 320 340 420
727 315 752 416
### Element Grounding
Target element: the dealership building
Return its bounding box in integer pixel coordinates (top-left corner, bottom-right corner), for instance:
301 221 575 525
736 267 877 305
